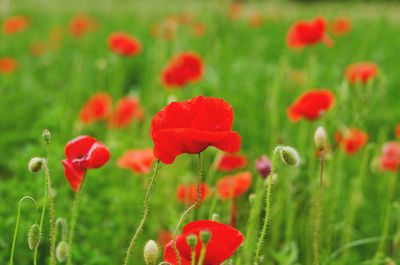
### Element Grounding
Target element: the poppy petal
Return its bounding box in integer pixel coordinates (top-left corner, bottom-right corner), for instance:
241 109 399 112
62 159 85 192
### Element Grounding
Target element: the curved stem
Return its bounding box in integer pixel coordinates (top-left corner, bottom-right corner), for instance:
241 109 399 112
9 196 38 265
173 153 202 265
124 160 161 265
66 174 87 265
43 159 56 265
55 218 68 243
313 154 324 265
254 147 279 265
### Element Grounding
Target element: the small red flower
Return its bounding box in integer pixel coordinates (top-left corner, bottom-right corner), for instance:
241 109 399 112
335 128 368 155
161 52 204 89
117 148 155 175
287 16 333 49
396 124 400 139
158 230 173 248
150 95 241 164
0 57 18 74
287 89 335 122
79 93 112 124
176 182 212 205
191 22 207 37
331 17 352 37
2 15 29 35
29 42 46 56
216 171 252 201
108 32 142 57
107 96 145 128
228 4 242 20
216 153 247 173
151 18 178 41
68 13 98 38
163 220 243 265
379 142 400 172
248 13 264 28
62 136 110 192
344 62 378 84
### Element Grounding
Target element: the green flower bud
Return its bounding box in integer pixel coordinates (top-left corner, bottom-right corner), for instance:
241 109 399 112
279 146 300 167
56 241 69 262
28 224 41 250
28 158 44 173
42 129 51 145
143 240 159 265
199 230 212 244
186 234 198 248
314 126 327 151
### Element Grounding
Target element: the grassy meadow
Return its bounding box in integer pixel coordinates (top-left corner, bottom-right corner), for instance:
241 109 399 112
1 0 400 264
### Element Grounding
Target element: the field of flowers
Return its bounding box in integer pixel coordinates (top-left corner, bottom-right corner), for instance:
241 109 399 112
1 0 400 265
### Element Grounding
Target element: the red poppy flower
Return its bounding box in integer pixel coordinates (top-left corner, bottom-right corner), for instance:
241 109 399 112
191 22 207 37
79 93 112 124
379 142 400 172
216 171 252 201
331 17 352 37
163 220 243 265
150 95 241 164
161 52 204 89
30 42 46 56
2 15 29 35
287 16 333 49
287 89 335 122
108 32 142 57
396 124 400 139
117 148 155 175
68 13 98 38
62 136 110 192
216 153 247 173
228 4 242 20
158 230 173 248
335 128 368 155
248 13 264 28
107 96 145 128
344 62 378 84
176 182 212 205
0 57 18 74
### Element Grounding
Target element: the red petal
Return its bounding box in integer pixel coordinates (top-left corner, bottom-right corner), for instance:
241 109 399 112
78 142 110 168
65 136 97 160
62 159 85 192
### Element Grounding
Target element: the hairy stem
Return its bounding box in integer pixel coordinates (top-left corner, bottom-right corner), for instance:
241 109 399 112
313 154 324 265
43 159 56 265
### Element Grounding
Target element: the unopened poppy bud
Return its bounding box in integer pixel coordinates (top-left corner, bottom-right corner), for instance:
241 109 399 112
186 234 198 248
28 224 41 250
199 229 211 244
28 158 44 173
143 240 159 265
314 126 327 151
42 129 51 145
255 155 272 179
279 146 300 166
56 241 69 262
211 213 220 222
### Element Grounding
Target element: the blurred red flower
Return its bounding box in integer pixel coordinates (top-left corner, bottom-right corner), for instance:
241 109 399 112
107 96 145 128
228 4 242 20
331 17 352 36
344 62 378 84
69 13 98 38
287 16 333 49
216 171 252 200
287 89 335 122
191 22 207 37
0 57 18 74
151 18 178 41
248 12 264 28
161 52 204 89
163 220 243 265
158 230 173 248
380 142 400 172
49 26 64 50
79 93 112 124
216 153 247 173
335 128 368 155
2 15 29 35
176 182 212 205
29 42 46 56
396 124 400 139
150 95 241 164
62 136 110 192
108 32 142 57
117 148 155 175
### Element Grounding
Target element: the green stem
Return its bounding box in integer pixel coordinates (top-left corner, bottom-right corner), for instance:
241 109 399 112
55 218 68 243
9 196 38 265
197 243 208 265
191 249 196 265
254 147 280 264
173 153 203 265
43 159 56 265
313 154 324 265
124 160 161 265
34 167 48 265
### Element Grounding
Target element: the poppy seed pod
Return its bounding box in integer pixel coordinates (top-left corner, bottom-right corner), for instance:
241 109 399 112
200 230 212 244
28 157 44 173
56 241 69 262
42 129 51 145
28 224 41 250
314 126 327 151
185 234 198 248
279 146 300 166
143 240 159 265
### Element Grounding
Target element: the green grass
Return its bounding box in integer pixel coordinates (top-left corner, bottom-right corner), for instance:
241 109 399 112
1 0 400 264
